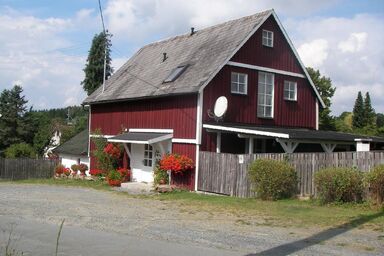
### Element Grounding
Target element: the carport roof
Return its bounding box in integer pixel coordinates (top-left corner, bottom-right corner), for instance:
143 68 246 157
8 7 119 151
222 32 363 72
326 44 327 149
108 132 173 144
203 123 384 143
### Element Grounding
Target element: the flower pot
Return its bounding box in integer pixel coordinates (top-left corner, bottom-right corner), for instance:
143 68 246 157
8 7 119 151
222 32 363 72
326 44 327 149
108 179 121 187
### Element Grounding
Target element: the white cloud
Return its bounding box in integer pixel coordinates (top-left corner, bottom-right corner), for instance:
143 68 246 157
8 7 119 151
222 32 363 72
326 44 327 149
298 39 329 68
289 14 384 115
338 32 367 53
104 0 337 43
0 8 87 109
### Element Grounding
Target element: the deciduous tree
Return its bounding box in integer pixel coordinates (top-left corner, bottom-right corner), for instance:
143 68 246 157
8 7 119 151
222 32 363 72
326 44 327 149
307 67 336 130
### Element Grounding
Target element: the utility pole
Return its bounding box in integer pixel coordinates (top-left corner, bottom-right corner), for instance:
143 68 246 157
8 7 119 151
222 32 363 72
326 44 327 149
98 0 107 93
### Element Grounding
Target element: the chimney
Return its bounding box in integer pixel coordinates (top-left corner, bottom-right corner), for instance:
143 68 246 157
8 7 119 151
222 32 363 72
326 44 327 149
163 52 168 62
190 27 195 36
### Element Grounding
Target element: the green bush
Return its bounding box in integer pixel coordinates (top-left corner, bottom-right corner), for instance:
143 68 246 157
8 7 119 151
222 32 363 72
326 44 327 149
314 167 364 203
154 166 169 185
366 165 384 205
107 170 122 181
248 158 298 200
4 143 36 158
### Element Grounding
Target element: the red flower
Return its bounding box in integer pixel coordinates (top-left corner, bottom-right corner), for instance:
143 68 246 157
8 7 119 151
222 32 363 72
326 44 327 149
63 168 71 176
89 169 104 176
159 154 194 174
117 168 131 181
104 143 121 159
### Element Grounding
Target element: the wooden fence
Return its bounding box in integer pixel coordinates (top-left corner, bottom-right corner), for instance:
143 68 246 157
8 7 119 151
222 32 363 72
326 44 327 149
197 151 384 198
0 158 57 180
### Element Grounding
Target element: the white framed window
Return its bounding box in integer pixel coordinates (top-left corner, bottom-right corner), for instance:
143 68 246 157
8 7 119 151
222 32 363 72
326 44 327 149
262 30 273 47
231 72 248 94
143 144 153 167
284 81 297 101
258 72 274 118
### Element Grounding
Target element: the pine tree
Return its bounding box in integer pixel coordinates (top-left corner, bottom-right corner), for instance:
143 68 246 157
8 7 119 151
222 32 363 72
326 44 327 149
307 67 336 130
352 91 364 128
0 85 35 152
363 92 376 127
81 32 113 95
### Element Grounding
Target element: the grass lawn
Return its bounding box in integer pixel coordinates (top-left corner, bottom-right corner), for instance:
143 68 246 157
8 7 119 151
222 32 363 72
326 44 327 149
151 191 384 231
2 178 383 230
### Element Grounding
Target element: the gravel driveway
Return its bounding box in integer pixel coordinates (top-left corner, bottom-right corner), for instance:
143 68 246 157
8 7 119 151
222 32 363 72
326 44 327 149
0 184 383 256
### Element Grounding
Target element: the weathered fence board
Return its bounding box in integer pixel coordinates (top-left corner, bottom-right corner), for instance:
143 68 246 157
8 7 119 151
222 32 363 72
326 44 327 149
0 158 57 180
198 151 384 198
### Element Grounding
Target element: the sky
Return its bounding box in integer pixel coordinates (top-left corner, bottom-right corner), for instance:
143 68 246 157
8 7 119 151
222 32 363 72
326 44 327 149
0 0 383 115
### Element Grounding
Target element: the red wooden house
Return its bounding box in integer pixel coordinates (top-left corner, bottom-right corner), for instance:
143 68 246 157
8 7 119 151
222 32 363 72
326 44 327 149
84 9 384 190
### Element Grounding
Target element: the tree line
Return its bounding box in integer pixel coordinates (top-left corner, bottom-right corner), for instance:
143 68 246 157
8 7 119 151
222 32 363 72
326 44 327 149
0 85 88 158
307 67 383 136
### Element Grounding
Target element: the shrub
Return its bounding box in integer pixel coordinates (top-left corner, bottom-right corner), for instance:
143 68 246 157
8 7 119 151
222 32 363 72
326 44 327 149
4 143 36 158
248 158 298 200
314 167 364 203
108 170 121 181
117 168 130 182
154 166 169 185
366 165 384 205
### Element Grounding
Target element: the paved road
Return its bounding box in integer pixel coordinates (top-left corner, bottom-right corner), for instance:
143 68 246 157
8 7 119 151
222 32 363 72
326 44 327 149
0 216 237 256
0 184 383 256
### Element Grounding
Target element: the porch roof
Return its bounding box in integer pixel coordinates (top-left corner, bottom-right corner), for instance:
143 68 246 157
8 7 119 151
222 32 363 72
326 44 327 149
108 132 173 144
203 123 384 143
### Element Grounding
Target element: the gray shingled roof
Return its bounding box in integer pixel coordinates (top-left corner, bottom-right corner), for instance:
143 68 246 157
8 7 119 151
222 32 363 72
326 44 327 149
53 129 89 156
83 10 273 104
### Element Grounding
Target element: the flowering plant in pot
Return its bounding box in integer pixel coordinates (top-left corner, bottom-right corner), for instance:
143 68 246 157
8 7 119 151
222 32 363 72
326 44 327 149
78 163 88 176
55 164 66 177
63 168 71 177
117 168 131 182
71 164 79 176
107 170 122 187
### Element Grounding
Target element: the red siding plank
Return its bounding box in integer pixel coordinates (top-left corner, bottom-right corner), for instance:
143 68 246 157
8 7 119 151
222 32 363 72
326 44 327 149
231 16 303 74
203 66 316 129
91 95 198 139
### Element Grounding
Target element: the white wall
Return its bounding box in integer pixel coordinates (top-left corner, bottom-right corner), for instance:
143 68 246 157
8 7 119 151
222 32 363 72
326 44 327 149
60 154 90 176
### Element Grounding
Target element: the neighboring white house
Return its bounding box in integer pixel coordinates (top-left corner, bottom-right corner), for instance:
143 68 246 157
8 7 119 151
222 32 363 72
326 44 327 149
44 129 61 158
53 129 90 174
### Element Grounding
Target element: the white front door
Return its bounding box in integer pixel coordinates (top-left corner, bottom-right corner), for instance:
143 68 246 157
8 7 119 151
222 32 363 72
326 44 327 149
130 144 154 183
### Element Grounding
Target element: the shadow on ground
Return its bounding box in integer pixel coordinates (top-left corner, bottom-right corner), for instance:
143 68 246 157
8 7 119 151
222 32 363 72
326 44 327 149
245 210 384 256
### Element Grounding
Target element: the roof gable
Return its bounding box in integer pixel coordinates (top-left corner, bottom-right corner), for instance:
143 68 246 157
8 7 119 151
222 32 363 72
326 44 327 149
83 9 324 108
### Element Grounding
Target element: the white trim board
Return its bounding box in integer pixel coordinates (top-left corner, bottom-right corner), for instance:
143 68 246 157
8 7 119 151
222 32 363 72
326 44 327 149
108 133 173 145
227 61 306 78
172 138 198 144
129 128 174 133
203 124 289 139
89 134 115 138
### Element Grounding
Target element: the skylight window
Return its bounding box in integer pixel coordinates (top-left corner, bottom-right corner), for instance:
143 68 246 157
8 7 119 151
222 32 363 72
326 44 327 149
164 65 188 83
